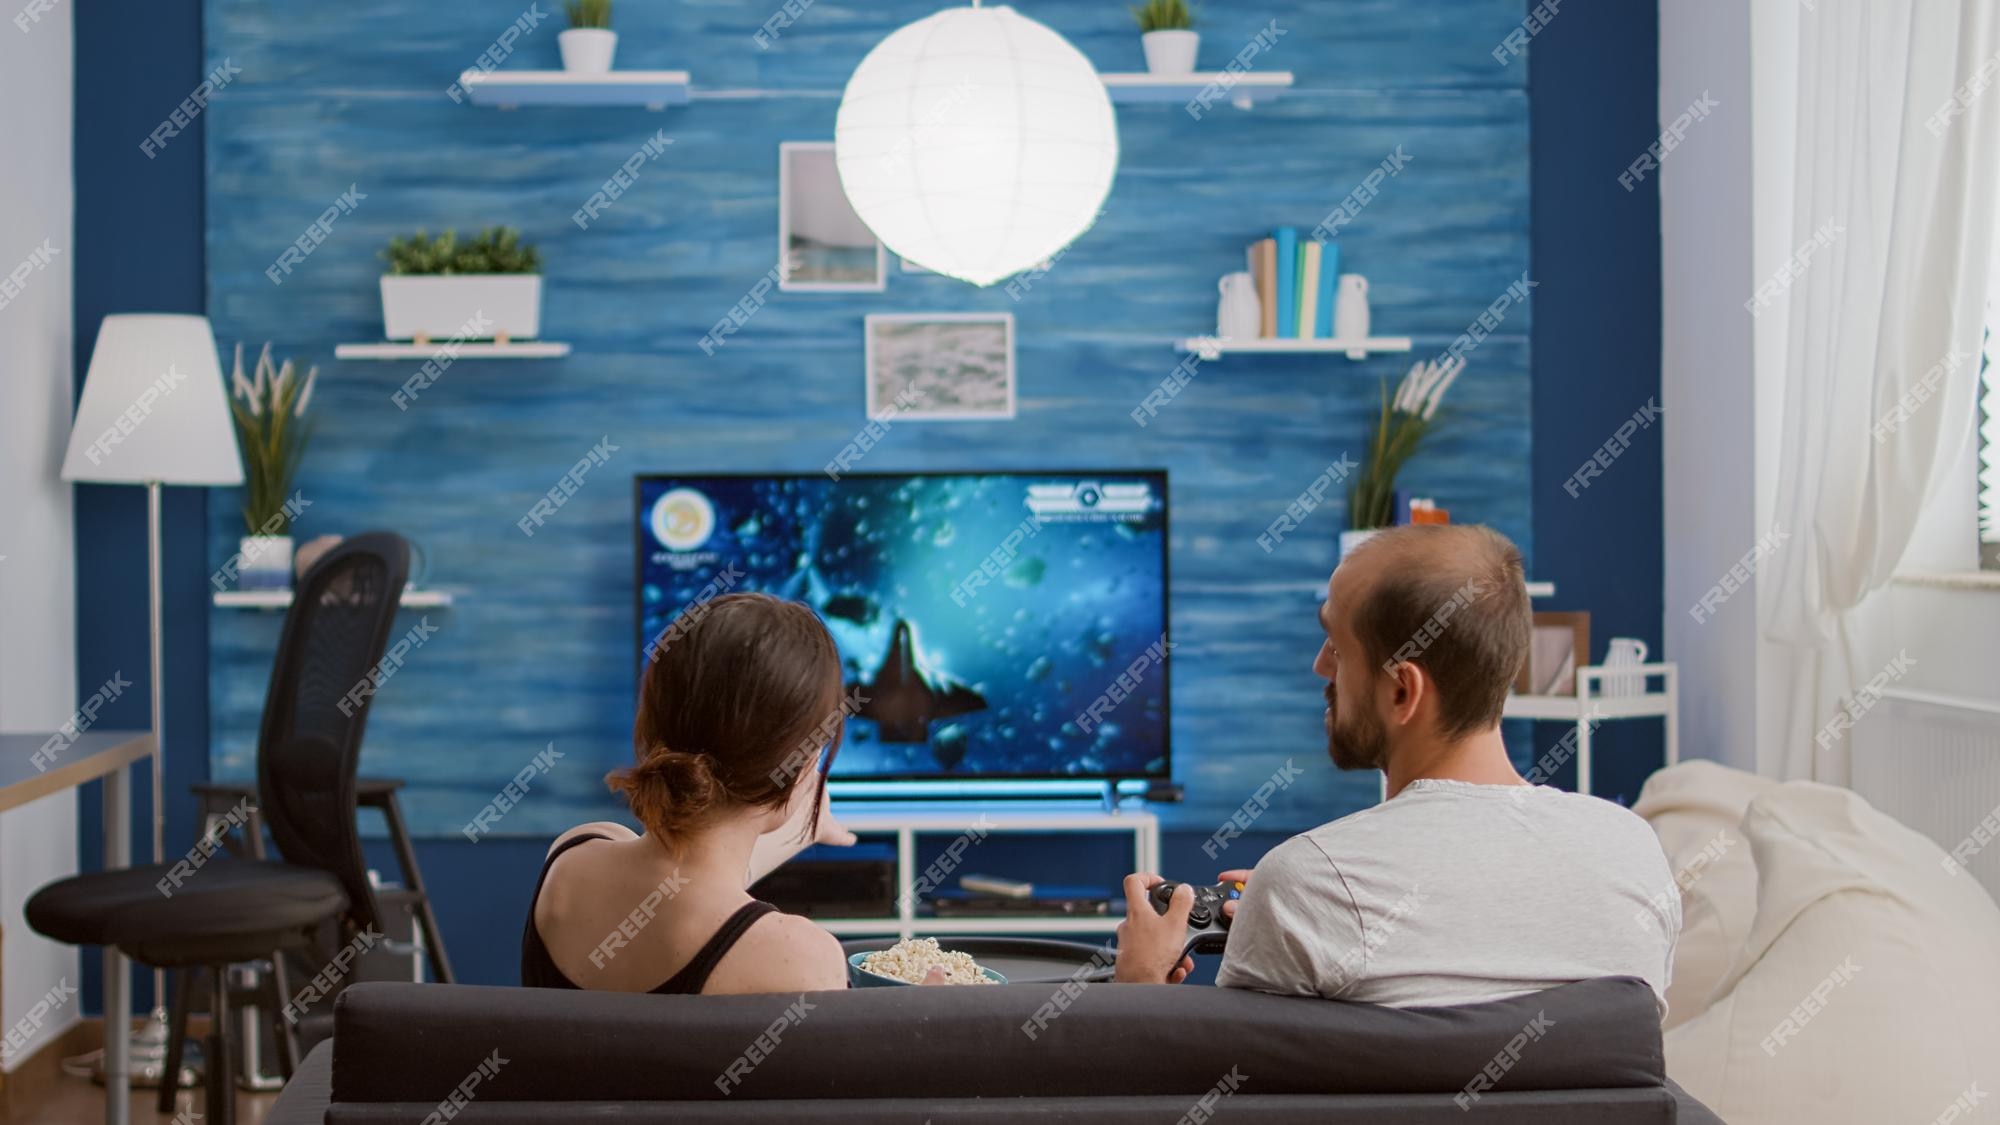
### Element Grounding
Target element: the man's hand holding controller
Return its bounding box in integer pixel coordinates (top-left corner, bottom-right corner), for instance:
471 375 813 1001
1111 869 1251 983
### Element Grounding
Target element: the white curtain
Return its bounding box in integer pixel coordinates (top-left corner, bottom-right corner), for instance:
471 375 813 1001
1762 0 2000 781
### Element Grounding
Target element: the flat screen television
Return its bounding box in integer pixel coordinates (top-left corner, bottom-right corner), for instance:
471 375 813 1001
634 471 1170 781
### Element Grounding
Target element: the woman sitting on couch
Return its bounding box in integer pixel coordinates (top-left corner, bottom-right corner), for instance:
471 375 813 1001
521 592 883 994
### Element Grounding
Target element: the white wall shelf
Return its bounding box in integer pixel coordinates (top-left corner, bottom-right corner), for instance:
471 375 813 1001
1526 581 1556 598
1503 662 1678 797
1101 71 1293 108
1175 336 1415 361
334 342 570 360
214 588 458 609
821 803 1159 942
456 69 692 110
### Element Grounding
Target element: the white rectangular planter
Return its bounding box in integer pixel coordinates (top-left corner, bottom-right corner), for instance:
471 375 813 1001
379 275 542 342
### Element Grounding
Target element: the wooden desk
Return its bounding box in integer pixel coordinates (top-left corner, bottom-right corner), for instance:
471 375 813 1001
1 730 153 1125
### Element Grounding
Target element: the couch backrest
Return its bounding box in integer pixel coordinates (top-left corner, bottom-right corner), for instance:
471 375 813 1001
329 977 1664 1105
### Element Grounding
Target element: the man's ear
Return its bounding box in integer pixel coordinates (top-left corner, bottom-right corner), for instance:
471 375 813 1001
1384 659 1427 728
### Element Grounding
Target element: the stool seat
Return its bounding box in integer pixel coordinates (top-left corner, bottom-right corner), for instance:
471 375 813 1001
26 860 347 966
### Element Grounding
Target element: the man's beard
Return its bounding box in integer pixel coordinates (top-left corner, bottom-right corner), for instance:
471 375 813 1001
1325 680 1389 772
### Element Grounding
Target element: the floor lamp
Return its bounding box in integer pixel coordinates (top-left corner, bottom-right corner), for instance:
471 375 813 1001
59 314 245 1086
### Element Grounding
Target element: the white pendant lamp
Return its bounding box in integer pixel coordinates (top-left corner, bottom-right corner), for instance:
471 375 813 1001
834 3 1119 287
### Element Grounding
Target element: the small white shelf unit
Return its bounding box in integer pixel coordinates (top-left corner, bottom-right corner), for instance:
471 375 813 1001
334 342 571 360
1100 71 1293 108
214 589 458 609
817 803 1159 941
457 69 693 110
1504 661 1678 798
1176 336 1416 362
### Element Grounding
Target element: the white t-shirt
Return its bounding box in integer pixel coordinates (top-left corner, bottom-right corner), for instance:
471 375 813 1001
1214 779 1680 1015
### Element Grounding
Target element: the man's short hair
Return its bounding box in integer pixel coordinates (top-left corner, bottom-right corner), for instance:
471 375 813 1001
1348 525 1531 738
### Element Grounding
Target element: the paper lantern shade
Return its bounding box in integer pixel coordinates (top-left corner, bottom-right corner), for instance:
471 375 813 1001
835 4 1119 287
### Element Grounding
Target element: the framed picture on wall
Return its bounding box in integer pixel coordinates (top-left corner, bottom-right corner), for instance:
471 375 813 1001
864 313 1016 421
1516 611 1590 697
778 141 887 291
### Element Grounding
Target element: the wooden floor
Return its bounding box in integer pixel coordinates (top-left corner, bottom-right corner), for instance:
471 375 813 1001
6 1078 278 1125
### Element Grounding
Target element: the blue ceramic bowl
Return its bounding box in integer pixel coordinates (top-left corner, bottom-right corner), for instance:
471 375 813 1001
847 950 1007 987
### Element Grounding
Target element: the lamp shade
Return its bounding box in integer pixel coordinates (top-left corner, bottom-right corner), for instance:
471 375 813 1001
61 314 244 485
834 4 1119 287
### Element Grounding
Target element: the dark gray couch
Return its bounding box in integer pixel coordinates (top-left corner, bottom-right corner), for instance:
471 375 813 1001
269 976 1724 1122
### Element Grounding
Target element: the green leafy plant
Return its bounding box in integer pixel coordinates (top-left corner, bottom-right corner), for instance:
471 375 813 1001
227 343 317 536
381 227 543 275
1131 0 1193 32
565 0 611 29
1347 359 1465 531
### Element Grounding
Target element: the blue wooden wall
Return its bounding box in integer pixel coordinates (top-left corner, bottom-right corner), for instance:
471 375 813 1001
203 0 1533 837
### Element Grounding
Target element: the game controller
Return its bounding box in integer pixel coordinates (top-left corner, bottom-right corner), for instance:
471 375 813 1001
1147 880 1243 956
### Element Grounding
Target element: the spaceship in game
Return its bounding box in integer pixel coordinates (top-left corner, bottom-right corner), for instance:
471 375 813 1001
856 617 988 752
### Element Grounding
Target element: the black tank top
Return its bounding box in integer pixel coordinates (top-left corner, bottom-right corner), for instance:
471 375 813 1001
520 833 777 994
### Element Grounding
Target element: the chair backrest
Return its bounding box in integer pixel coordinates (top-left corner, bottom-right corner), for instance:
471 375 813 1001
255 532 412 936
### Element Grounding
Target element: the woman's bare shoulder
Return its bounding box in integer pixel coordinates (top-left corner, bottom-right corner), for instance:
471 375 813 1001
546 820 638 859
706 910 848 994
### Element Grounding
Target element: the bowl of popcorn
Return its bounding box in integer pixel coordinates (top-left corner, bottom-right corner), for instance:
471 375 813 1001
849 937 1007 987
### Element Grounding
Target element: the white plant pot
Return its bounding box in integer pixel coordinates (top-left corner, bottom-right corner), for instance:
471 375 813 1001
1339 528 1382 561
237 535 294 591
559 28 618 73
379 275 542 342
1141 30 1200 75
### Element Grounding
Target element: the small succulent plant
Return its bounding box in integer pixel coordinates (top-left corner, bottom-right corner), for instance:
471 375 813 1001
381 228 542 275
1131 0 1193 32
565 0 611 29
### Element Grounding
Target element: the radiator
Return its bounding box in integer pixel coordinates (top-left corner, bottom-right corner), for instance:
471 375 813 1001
1852 688 2000 904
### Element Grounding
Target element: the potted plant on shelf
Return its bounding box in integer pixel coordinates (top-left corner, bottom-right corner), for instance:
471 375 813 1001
560 0 616 73
1132 0 1198 76
227 343 317 590
1343 357 1465 558
379 227 543 344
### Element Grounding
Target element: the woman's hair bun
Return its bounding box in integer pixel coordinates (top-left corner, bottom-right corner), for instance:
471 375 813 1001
607 746 726 839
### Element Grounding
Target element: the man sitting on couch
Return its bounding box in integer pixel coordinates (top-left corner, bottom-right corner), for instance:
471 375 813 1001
1115 525 1679 1013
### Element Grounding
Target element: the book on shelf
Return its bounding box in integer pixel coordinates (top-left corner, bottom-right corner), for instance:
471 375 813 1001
1273 227 1299 338
1297 241 1322 339
1250 237 1277 337
1316 241 1340 337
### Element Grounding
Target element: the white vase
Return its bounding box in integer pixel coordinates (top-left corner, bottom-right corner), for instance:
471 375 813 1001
559 28 617 73
1339 528 1381 561
1141 29 1200 75
1333 274 1371 341
238 535 294 591
379 274 542 342
1217 272 1260 337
